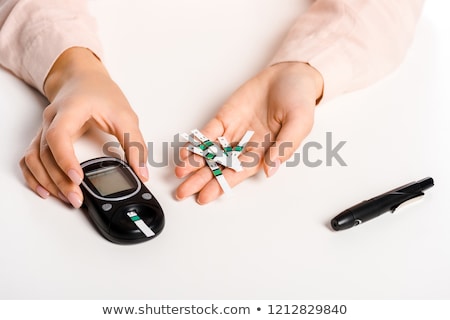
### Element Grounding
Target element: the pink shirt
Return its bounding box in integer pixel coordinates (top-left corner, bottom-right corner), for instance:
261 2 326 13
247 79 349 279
0 0 103 95
270 0 425 101
0 0 424 101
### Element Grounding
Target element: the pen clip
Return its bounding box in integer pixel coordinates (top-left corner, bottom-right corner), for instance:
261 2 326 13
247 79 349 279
390 191 424 213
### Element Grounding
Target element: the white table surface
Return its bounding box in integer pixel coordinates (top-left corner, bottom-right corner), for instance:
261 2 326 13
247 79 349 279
1 0 449 300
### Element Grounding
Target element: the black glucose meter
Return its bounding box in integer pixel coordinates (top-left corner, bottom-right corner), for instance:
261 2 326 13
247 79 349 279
80 157 164 244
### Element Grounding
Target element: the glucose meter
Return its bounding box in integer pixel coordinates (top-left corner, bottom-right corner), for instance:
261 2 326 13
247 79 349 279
80 157 164 244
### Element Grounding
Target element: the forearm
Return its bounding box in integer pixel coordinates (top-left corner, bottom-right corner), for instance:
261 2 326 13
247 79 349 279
271 0 425 102
0 0 103 95
44 47 107 102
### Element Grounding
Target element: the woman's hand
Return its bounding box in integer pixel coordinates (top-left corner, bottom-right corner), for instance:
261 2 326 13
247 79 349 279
20 47 148 208
175 62 323 204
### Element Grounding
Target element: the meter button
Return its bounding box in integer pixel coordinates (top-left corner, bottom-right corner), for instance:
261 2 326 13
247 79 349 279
142 193 152 200
102 203 113 212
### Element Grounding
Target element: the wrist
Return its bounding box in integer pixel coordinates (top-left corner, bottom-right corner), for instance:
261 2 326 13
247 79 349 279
44 47 107 101
270 62 324 104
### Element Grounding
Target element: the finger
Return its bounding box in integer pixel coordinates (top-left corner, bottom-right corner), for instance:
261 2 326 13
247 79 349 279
197 149 263 204
20 158 71 204
200 116 256 149
19 136 54 199
176 145 264 203
39 134 84 208
21 130 73 204
175 165 215 200
174 151 205 178
263 110 314 177
175 118 225 177
43 108 86 186
21 130 58 196
178 142 191 161
20 157 51 199
197 167 264 205
21 153 58 199
178 119 225 162
113 113 149 182
41 110 85 208
198 117 226 142
175 129 250 179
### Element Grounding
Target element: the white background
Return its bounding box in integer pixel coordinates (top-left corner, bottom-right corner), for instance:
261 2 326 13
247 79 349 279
0 0 449 300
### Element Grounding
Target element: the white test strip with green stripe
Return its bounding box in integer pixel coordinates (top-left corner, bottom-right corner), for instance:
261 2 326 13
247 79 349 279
191 129 220 154
127 211 155 237
180 132 200 146
187 145 242 172
191 128 210 143
187 145 217 160
231 130 254 157
206 159 232 194
218 136 233 155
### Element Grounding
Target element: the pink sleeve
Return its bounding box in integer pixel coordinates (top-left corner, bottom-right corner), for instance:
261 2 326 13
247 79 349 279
270 0 425 102
0 0 103 95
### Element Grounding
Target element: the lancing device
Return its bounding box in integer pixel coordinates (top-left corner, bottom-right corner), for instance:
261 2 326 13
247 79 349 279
331 177 434 231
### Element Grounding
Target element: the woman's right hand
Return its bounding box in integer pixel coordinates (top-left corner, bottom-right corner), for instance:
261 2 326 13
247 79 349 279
19 47 149 208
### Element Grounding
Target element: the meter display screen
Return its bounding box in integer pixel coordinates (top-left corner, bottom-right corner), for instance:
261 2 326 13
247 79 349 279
85 165 135 196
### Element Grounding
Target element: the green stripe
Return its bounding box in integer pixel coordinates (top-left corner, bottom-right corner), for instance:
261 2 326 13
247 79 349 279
204 140 214 147
205 153 215 160
130 216 140 222
234 146 243 152
212 169 222 176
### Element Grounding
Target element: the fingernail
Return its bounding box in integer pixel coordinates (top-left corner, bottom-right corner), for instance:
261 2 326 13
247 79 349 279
176 168 187 179
175 193 184 201
67 192 83 208
139 164 149 180
36 185 50 199
267 159 281 178
67 169 83 185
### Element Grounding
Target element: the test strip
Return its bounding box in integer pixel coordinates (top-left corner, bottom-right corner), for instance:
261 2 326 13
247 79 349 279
127 211 155 237
218 136 233 155
232 130 254 157
191 129 210 143
206 159 232 194
187 145 216 160
191 129 220 154
180 132 200 146
182 129 255 198
187 145 242 171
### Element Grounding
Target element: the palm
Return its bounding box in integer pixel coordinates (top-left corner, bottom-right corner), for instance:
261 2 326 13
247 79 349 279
175 62 322 204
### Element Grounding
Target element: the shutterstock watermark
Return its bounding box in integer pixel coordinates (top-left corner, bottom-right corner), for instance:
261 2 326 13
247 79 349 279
285 132 347 168
102 132 347 168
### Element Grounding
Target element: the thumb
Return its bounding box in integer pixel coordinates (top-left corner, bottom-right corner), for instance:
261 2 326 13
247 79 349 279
263 113 314 178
